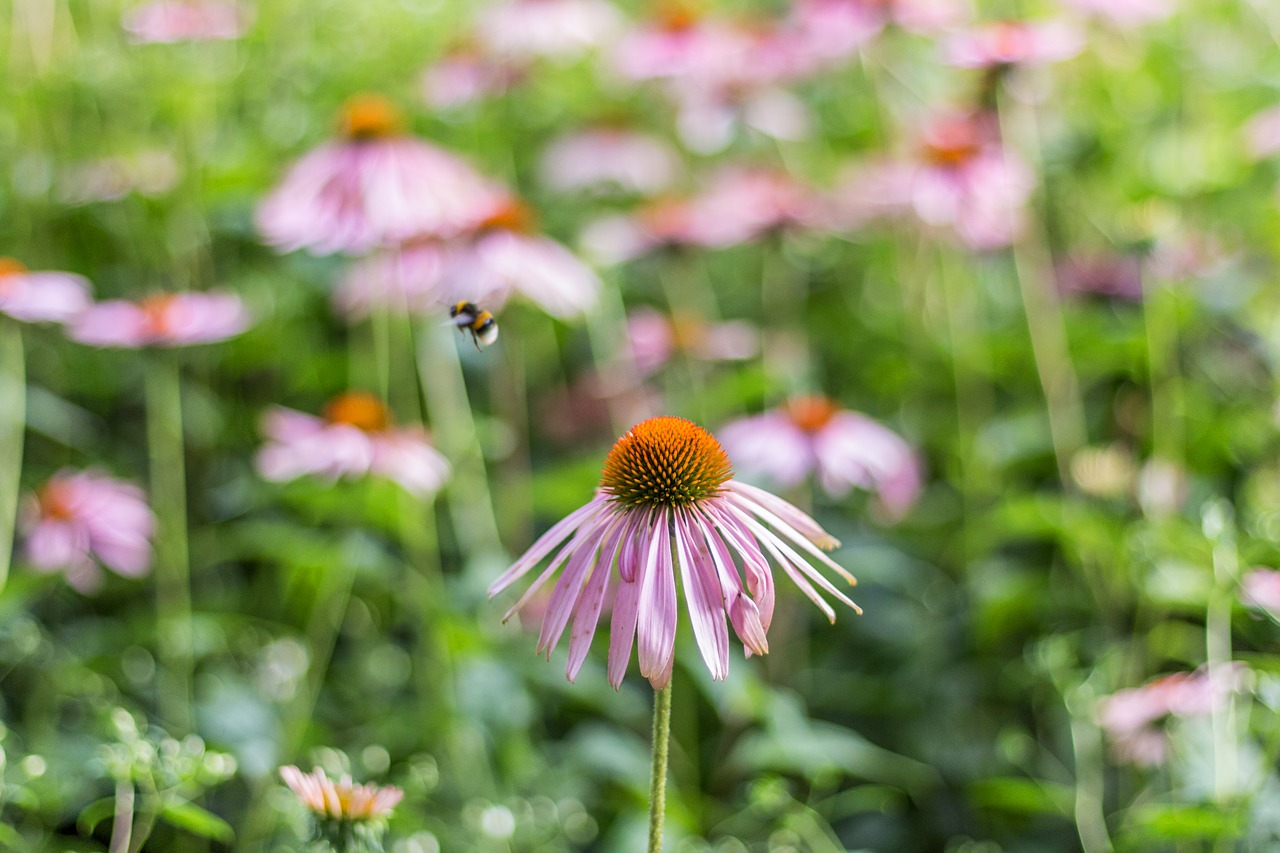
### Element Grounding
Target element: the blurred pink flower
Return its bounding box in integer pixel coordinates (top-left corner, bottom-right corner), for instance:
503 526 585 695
1245 106 1280 161
539 126 682 195
489 416 858 687
943 20 1082 68
280 765 403 823
719 397 922 519
626 308 757 374
673 82 812 153
256 393 451 497
70 291 249 348
1055 252 1144 301
612 8 762 85
256 95 504 255
1061 0 1173 27
0 258 92 325
420 46 523 109
1097 665 1248 767
1243 568 1280 618
834 111 1034 249
335 241 452 321
122 1 247 43
443 198 600 318
785 0 969 66
475 0 623 60
20 470 155 593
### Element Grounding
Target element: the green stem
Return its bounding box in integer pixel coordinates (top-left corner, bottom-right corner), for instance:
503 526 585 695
0 321 25 595
145 353 192 733
1067 685 1114 853
1203 501 1238 804
647 683 673 853
109 780 135 853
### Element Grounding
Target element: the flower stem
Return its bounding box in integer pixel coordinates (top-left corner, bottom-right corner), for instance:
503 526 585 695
0 321 25 595
647 683 673 853
109 780 135 853
145 353 192 733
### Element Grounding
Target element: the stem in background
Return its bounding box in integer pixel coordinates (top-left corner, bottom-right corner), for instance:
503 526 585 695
647 683 673 853
109 780 135 853
0 321 25 595
584 276 648 437
1203 501 1238 804
415 319 503 563
1067 685 1114 853
997 94 1088 484
145 353 192 733
1142 278 1185 466
760 235 810 396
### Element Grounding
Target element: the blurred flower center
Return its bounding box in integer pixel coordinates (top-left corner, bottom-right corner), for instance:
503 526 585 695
668 313 707 351
339 94 403 140
600 416 732 508
478 199 536 234
324 392 391 431
0 258 28 279
140 294 178 337
37 481 77 521
639 198 692 241
989 21 1033 63
655 0 700 31
786 396 839 432
922 119 983 168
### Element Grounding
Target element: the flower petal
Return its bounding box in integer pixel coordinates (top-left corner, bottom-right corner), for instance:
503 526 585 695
674 508 730 680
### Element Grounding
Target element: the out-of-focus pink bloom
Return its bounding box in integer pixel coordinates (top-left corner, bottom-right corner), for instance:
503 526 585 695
1243 568 1280 618
834 112 1034 249
1137 457 1186 517
944 20 1082 68
0 259 92 325
720 397 922 520
280 766 403 823
476 0 623 60
57 150 181 205
256 95 504 256
70 291 249 348
335 241 452 321
785 0 969 66
1055 253 1144 301
1245 106 1280 161
1097 665 1249 767
1061 0 1173 27
673 83 812 153
443 199 600 318
613 8 761 84
20 470 155 593
539 127 682 195
420 47 523 109
490 416 858 687
626 308 757 374
256 393 451 498
122 1 247 43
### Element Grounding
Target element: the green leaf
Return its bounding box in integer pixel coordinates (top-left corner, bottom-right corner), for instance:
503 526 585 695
160 800 235 844
1123 804 1245 844
969 777 1073 817
76 796 118 836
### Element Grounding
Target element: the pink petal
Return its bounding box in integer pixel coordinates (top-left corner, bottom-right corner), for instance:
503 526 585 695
636 508 677 686
674 509 729 680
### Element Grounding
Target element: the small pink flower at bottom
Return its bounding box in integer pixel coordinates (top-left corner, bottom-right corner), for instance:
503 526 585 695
0 258 92 325
1243 568 1280 618
280 765 403 823
490 417 860 688
122 1 247 43
20 470 155 593
69 292 249 348
719 397 922 520
256 393 450 498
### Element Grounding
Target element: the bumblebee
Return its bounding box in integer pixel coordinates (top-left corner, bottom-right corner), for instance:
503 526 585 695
449 301 499 349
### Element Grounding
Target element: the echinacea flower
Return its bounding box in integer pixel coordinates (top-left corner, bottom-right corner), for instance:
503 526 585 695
256 94 504 255
539 126 682 196
719 397 922 520
0 258 92 325
943 20 1082 69
1242 568 1280 619
1096 665 1248 766
784 0 968 65
256 393 451 497
280 765 403 823
69 291 249 348
122 1 247 43
475 0 623 61
20 470 155 593
489 416 860 688
420 46 523 109
1055 252 1144 301
334 240 452 321
626 308 757 375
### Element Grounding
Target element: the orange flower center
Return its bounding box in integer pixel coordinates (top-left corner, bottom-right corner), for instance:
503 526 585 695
667 313 706 351
0 258 28 278
989 21 1031 61
786 396 839 432
324 392 391 432
655 0 700 31
922 118 983 168
140 294 178 338
339 94 403 141
478 198 536 234
38 481 77 521
639 197 691 241
600 417 732 508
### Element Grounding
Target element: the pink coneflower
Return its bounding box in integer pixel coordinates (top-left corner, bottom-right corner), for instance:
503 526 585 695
787 0 968 63
1097 665 1248 767
1055 252 1144 301
256 95 504 255
579 197 710 265
279 765 403 823
475 0 623 61
539 126 682 196
443 198 600 318
489 416 859 688
69 291 249 348
256 393 451 498
420 45 523 109
1243 568 1280 619
612 5 760 85
334 240 452 321
19 470 155 593
834 111 1034 250
943 20 1082 69
1061 0 1173 27
719 397 921 520
0 258 92 325
626 308 757 375
122 1 247 43
1245 106 1280 161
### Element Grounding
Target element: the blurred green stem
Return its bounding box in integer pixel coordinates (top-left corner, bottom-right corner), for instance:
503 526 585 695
585 276 647 436
145 353 192 733
109 780 134 853
1142 280 1185 466
0 321 25 595
1067 685 1114 853
648 683 673 853
760 235 810 396
1204 502 1238 805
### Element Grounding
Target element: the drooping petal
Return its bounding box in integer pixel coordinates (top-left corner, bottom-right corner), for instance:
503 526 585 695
488 495 610 596
724 486 854 583
674 508 730 680
607 529 646 689
537 515 618 657
636 508 677 685
566 515 629 682
694 507 768 657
